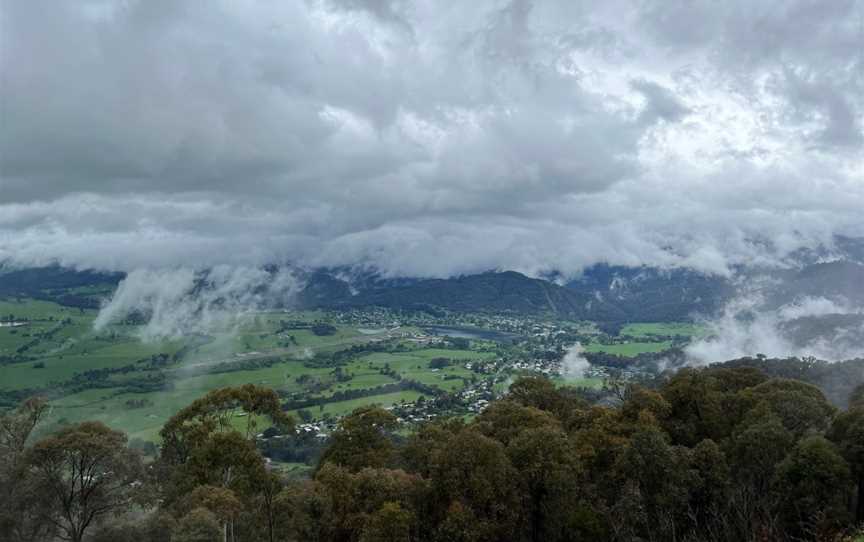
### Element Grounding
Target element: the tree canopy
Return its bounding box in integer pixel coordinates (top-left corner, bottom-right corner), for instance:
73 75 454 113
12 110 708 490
3 371 864 542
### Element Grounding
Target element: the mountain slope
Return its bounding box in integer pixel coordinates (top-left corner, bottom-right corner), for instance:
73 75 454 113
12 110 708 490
299 270 628 320
564 265 732 321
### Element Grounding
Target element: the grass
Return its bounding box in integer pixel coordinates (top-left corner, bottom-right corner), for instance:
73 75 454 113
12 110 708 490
351 349 492 392
0 298 536 444
581 321 707 357
36 345 490 442
621 322 708 338
0 337 184 390
289 390 423 419
583 341 673 357
33 346 488 442
0 299 92 320
45 389 164 441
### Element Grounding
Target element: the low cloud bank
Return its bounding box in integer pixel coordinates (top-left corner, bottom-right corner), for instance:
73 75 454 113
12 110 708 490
93 266 302 342
686 295 864 364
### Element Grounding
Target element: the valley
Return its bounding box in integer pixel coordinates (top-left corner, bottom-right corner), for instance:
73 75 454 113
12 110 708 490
0 286 699 444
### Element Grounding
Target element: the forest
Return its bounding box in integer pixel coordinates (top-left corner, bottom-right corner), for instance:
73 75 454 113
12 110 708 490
2 365 864 542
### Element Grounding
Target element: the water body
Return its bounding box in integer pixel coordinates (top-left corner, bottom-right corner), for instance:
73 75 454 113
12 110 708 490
422 325 522 344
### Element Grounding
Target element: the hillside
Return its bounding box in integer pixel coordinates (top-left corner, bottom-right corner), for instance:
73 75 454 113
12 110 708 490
300 270 628 320
564 264 731 321
4 258 864 325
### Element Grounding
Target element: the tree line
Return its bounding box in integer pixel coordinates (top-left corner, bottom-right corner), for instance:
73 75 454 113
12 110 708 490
2 368 864 541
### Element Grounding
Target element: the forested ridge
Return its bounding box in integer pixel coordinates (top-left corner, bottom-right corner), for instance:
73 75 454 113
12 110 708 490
2 368 864 542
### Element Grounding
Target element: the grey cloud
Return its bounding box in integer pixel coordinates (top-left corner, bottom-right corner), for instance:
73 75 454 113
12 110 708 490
631 79 691 124
323 0 413 32
0 0 861 278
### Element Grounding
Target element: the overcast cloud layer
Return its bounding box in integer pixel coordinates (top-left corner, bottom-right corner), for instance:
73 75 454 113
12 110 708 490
1 0 862 277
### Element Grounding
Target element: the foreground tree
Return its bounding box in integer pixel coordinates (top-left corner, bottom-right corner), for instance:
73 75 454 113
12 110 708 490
359 501 413 542
428 428 520 541
26 421 146 542
5 368 861 542
160 384 293 468
158 385 292 508
173 508 222 542
178 485 243 542
0 397 52 542
0 397 48 460
848 384 864 409
317 406 399 472
828 406 864 523
775 436 851 540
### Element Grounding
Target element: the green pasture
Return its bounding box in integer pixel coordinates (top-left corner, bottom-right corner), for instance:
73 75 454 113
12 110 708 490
0 337 185 390
0 299 93 320
351 349 492 391
620 322 707 338
289 390 423 419
583 340 673 357
35 345 486 442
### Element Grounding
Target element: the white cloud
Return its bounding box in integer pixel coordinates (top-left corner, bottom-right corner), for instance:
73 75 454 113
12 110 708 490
686 295 864 363
0 0 861 277
94 266 302 341
561 343 590 378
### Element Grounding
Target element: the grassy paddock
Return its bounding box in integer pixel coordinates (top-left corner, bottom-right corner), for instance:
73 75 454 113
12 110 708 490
583 341 673 357
620 322 707 338
289 390 423 419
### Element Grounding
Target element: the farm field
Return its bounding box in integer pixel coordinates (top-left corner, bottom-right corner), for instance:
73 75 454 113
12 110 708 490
288 390 424 419
1 293 705 443
583 340 674 357
37 345 485 442
555 375 604 389
347 349 494 391
620 322 708 338
0 297 501 442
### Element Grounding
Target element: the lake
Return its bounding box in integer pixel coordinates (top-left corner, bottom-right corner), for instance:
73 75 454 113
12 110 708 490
422 325 522 344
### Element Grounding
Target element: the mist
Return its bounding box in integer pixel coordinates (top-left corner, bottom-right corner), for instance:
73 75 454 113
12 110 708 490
686 295 864 364
93 266 302 342
561 343 590 378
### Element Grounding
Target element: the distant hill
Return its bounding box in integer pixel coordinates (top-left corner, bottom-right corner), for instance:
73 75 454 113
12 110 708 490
564 264 732 321
0 265 123 309
5 252 864 323
765 260 864 307
297 270 628 320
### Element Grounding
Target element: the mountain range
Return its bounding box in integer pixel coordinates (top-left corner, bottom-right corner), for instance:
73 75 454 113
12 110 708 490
3 250 864 324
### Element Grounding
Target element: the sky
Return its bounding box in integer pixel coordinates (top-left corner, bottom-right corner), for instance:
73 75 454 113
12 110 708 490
1 0 862 278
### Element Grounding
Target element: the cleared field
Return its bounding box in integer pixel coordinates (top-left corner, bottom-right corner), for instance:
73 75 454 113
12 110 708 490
40 359 328 442
46 388 177 442
288 390 423 419
351 349 492 391
621 322 707 338
0 338 184 390
33 345 490 442
1 297 555 444
583 341 673 357
0 299 90 320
